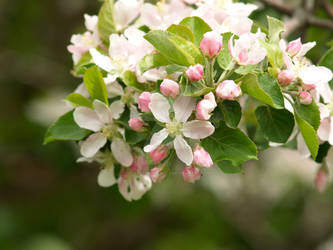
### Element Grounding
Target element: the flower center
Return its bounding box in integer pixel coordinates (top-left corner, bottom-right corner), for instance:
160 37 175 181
166 121 183 137
121 88 135 105
102 123 118 139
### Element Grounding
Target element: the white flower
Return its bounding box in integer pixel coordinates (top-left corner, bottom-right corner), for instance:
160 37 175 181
73 100 133 166
118 168 152 201
114 0 143 32
140 0 192 30
229 31 267 65
143 93 215 166
67 14 101 64
89 27 154 81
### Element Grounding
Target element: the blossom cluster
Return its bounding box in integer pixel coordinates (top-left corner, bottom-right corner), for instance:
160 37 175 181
45 0 333 201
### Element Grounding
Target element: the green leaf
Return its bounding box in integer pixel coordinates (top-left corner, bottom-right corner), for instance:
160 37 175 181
293 101 320 130
144 30 203 66
255 106 295 143
240 73 284 109
267 16 285 44
217 160 242 174
84 66 109 105
123 70 147 92
179 75 213 97
65 93 93 109
179 16 212 46
44 111 90 144
261 42 283 69
202 123 258 166
217 32 234 70
139 52 170 73
220 101 242 128
167 24 195 42
166 64 186 74
295 113 319 159
125 129 148 144
98 0 116 44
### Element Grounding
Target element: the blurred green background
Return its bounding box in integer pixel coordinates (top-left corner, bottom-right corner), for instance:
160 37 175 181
1 0 333 249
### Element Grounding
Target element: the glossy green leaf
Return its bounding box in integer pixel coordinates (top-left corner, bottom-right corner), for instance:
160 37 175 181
255 106 295 143
144 30 203 66
295 113 319 159
217 160 242 174
202 123 258 166
220 100 242 128
293 101 320 130
240 73 284 109
84 66 109 105
267 16 285 44
65 93 93 109
179 16 212 46
125 129 148 144
217 32 234 70
44 111 90 144
139 52 170 73
72 52 94 76
122 70 146 92
98 0 116 44
167 24 195 42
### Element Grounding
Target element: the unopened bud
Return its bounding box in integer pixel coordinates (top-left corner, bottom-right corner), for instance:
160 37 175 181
200 31 222 58
182 165 201 183
138 92 152 112
193 146 213 168
196 92 217 120
149 145 168 164
216 80 241 100
286 38 302 56
129 118 146 132
315 165 329 192
298 91 312 105
278 70 294 85
150 167 166 183
186 64 204 82
160 79 180 98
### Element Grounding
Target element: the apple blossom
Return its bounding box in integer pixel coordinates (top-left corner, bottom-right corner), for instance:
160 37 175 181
216 80 241 100
196 92 217 120
193 146 213 168
298 91 312 105
138 92 152 112
182 165 201 183
129 118 146 132
160 79 180 98
200 31 223 58
186 64 204 82
149 145 169 164
278 70 294 85
286 38 302 56
144 93 215 166
150 167 167 183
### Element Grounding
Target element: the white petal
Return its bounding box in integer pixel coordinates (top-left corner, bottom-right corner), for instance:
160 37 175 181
297 133 311 158
114 0 142 30
93 100 113 124
182 120 215 139
149 93 171 123
109 100 125 119
89 48 113 72
84 14 98 32
97 166 117 187
316 82 333 104
297 42 316 57
80 133 107 158
174 135 193 166
111 138 133 167
106 80 124 98
73 107 103 132
141 3 162 28
144 128 169 152
318 117 331 142
173 95 196 122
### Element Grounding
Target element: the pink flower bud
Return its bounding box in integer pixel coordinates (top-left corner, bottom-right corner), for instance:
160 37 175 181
130 155 148 174
182 165 201 183
286 38 302 56
193 146 213 168
298 91 312 105
315 166 329 192
150 167 166 183
186 64 204 82
278 70 294 85
138 92 152 112
149 145 168 164
160 79 180 98
129 118 146 132
196 92 217 120
200 31 222 58
216 80 241 100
